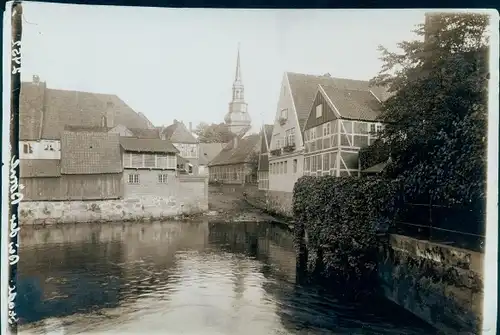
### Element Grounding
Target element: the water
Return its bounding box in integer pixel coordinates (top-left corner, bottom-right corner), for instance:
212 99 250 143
18 221 437 335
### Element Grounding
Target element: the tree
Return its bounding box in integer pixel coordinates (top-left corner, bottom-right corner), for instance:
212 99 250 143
371 13 490 207
194 122 235 143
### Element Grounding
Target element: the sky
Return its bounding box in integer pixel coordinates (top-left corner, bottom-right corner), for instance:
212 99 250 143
19 3 426 132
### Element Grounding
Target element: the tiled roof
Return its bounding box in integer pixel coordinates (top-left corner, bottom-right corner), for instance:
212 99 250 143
320 86 382 121
19 82 46 140
286 72 389 129
258 154 269 171
362 162 387 174
128 128 160 139
64 125 110 132
161 122 198 144
20 159 61 178
264 124 273 147
120 137 179 154
61 131 122 175
199 143 225 165
19 81 154 140
208 134 260 167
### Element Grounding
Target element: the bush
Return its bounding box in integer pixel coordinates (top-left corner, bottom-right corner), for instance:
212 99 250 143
293 175 400 293
359 139 390 170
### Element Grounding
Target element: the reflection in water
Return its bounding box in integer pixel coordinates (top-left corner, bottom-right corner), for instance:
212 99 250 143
18 221 436 335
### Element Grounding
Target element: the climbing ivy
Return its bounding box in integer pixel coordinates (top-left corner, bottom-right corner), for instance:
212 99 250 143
293 176 401 293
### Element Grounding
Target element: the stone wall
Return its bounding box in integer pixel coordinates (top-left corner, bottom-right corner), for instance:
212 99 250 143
378 234 484 334
208 184 293 217
19 176 208 225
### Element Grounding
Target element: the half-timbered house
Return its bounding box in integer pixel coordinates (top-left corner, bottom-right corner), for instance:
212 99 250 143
302 83 384 177
257 124 273 190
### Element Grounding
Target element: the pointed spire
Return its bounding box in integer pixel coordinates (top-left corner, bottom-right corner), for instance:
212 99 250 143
235 43 242 82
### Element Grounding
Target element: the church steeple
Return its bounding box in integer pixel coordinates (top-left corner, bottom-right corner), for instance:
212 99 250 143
225 44 251 135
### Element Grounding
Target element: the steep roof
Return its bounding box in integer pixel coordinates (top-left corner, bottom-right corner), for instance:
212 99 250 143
128 128 160 139
161 121 198 144
20 159 61 178
61 131 122 175
199 143 225 165
209 134 260 167
286 72 389 129
120 137 179 154
320 86 382 121
19 81 154 140
264 124 273 148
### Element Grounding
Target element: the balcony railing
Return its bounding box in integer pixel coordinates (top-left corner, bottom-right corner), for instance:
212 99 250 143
270 148 282 156
283 143 296 152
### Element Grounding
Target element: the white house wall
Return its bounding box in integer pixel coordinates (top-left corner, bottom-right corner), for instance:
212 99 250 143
20 140 61 159
268 73 305 193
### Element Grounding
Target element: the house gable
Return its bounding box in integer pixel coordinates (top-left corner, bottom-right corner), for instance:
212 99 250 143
303 88 340 131
109 124 134 137
268 73 303 153
164 122 198 144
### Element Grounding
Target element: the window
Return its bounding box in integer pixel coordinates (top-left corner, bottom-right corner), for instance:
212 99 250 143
284 160 288 173
23 143 33 154
158 174 168 183
323 122 331 137
44 143 54 151
370 124 376 134
128 174 140 184
323 153 330 171
144 154 156 167
280 109 288 119
315 104 323 118
305 157 310 172
293 159 298 173
376 124 383 133
285 128 295 147
280 162 284 174
311 128 316 140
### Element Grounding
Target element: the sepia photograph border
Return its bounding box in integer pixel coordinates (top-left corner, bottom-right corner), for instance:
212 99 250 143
1 3 499 334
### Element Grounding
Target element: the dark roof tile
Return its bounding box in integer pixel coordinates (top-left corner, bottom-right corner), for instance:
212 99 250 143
209 134 260 166
320 86 382 121
286 72 388 129
199 143 225 165
120 137 179 154
61 131 122 174
128 128 160 139
161 122 198 143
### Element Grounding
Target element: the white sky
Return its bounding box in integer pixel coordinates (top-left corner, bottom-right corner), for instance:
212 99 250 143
20 3 426 132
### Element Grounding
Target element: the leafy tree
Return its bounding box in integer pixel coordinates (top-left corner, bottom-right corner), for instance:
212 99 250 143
371 13 490 207
194 122 235 143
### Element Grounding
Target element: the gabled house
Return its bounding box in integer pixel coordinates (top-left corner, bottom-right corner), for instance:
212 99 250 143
19 76 155 201
267 72 388 214
257 124 274 190
198 143 225 176
120 137 179 198
302 83 384 177
20 75 154 163
208 134 260 184
160 120 200 175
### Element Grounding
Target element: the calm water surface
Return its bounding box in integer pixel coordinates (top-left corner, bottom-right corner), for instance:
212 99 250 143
18 221 436 335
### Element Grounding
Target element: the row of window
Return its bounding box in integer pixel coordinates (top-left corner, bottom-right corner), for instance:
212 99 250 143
127 173 169 184
270 159 298 175
258 171 269 189
123 153 177 169
304 151 359 172
304 120 383 142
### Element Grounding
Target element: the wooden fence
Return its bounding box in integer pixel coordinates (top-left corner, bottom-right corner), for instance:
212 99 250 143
21 174 123 201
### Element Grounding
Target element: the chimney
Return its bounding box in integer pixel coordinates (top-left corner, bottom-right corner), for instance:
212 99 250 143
33 75 40 85
106 101 114 128
189 122 192 132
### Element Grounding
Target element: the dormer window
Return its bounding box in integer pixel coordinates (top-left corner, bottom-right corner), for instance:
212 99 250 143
44 144 54 151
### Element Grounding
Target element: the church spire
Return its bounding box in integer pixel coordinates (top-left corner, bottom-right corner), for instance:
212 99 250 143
235 43 242 83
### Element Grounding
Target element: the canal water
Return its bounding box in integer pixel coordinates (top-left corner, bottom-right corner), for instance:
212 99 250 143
17 221 436 335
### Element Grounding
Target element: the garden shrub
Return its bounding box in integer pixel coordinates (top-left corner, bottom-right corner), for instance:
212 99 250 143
293 175 400 294
359 139 390 170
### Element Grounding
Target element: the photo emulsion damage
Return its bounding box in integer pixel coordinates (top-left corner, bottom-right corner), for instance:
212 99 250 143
2 3 498 335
